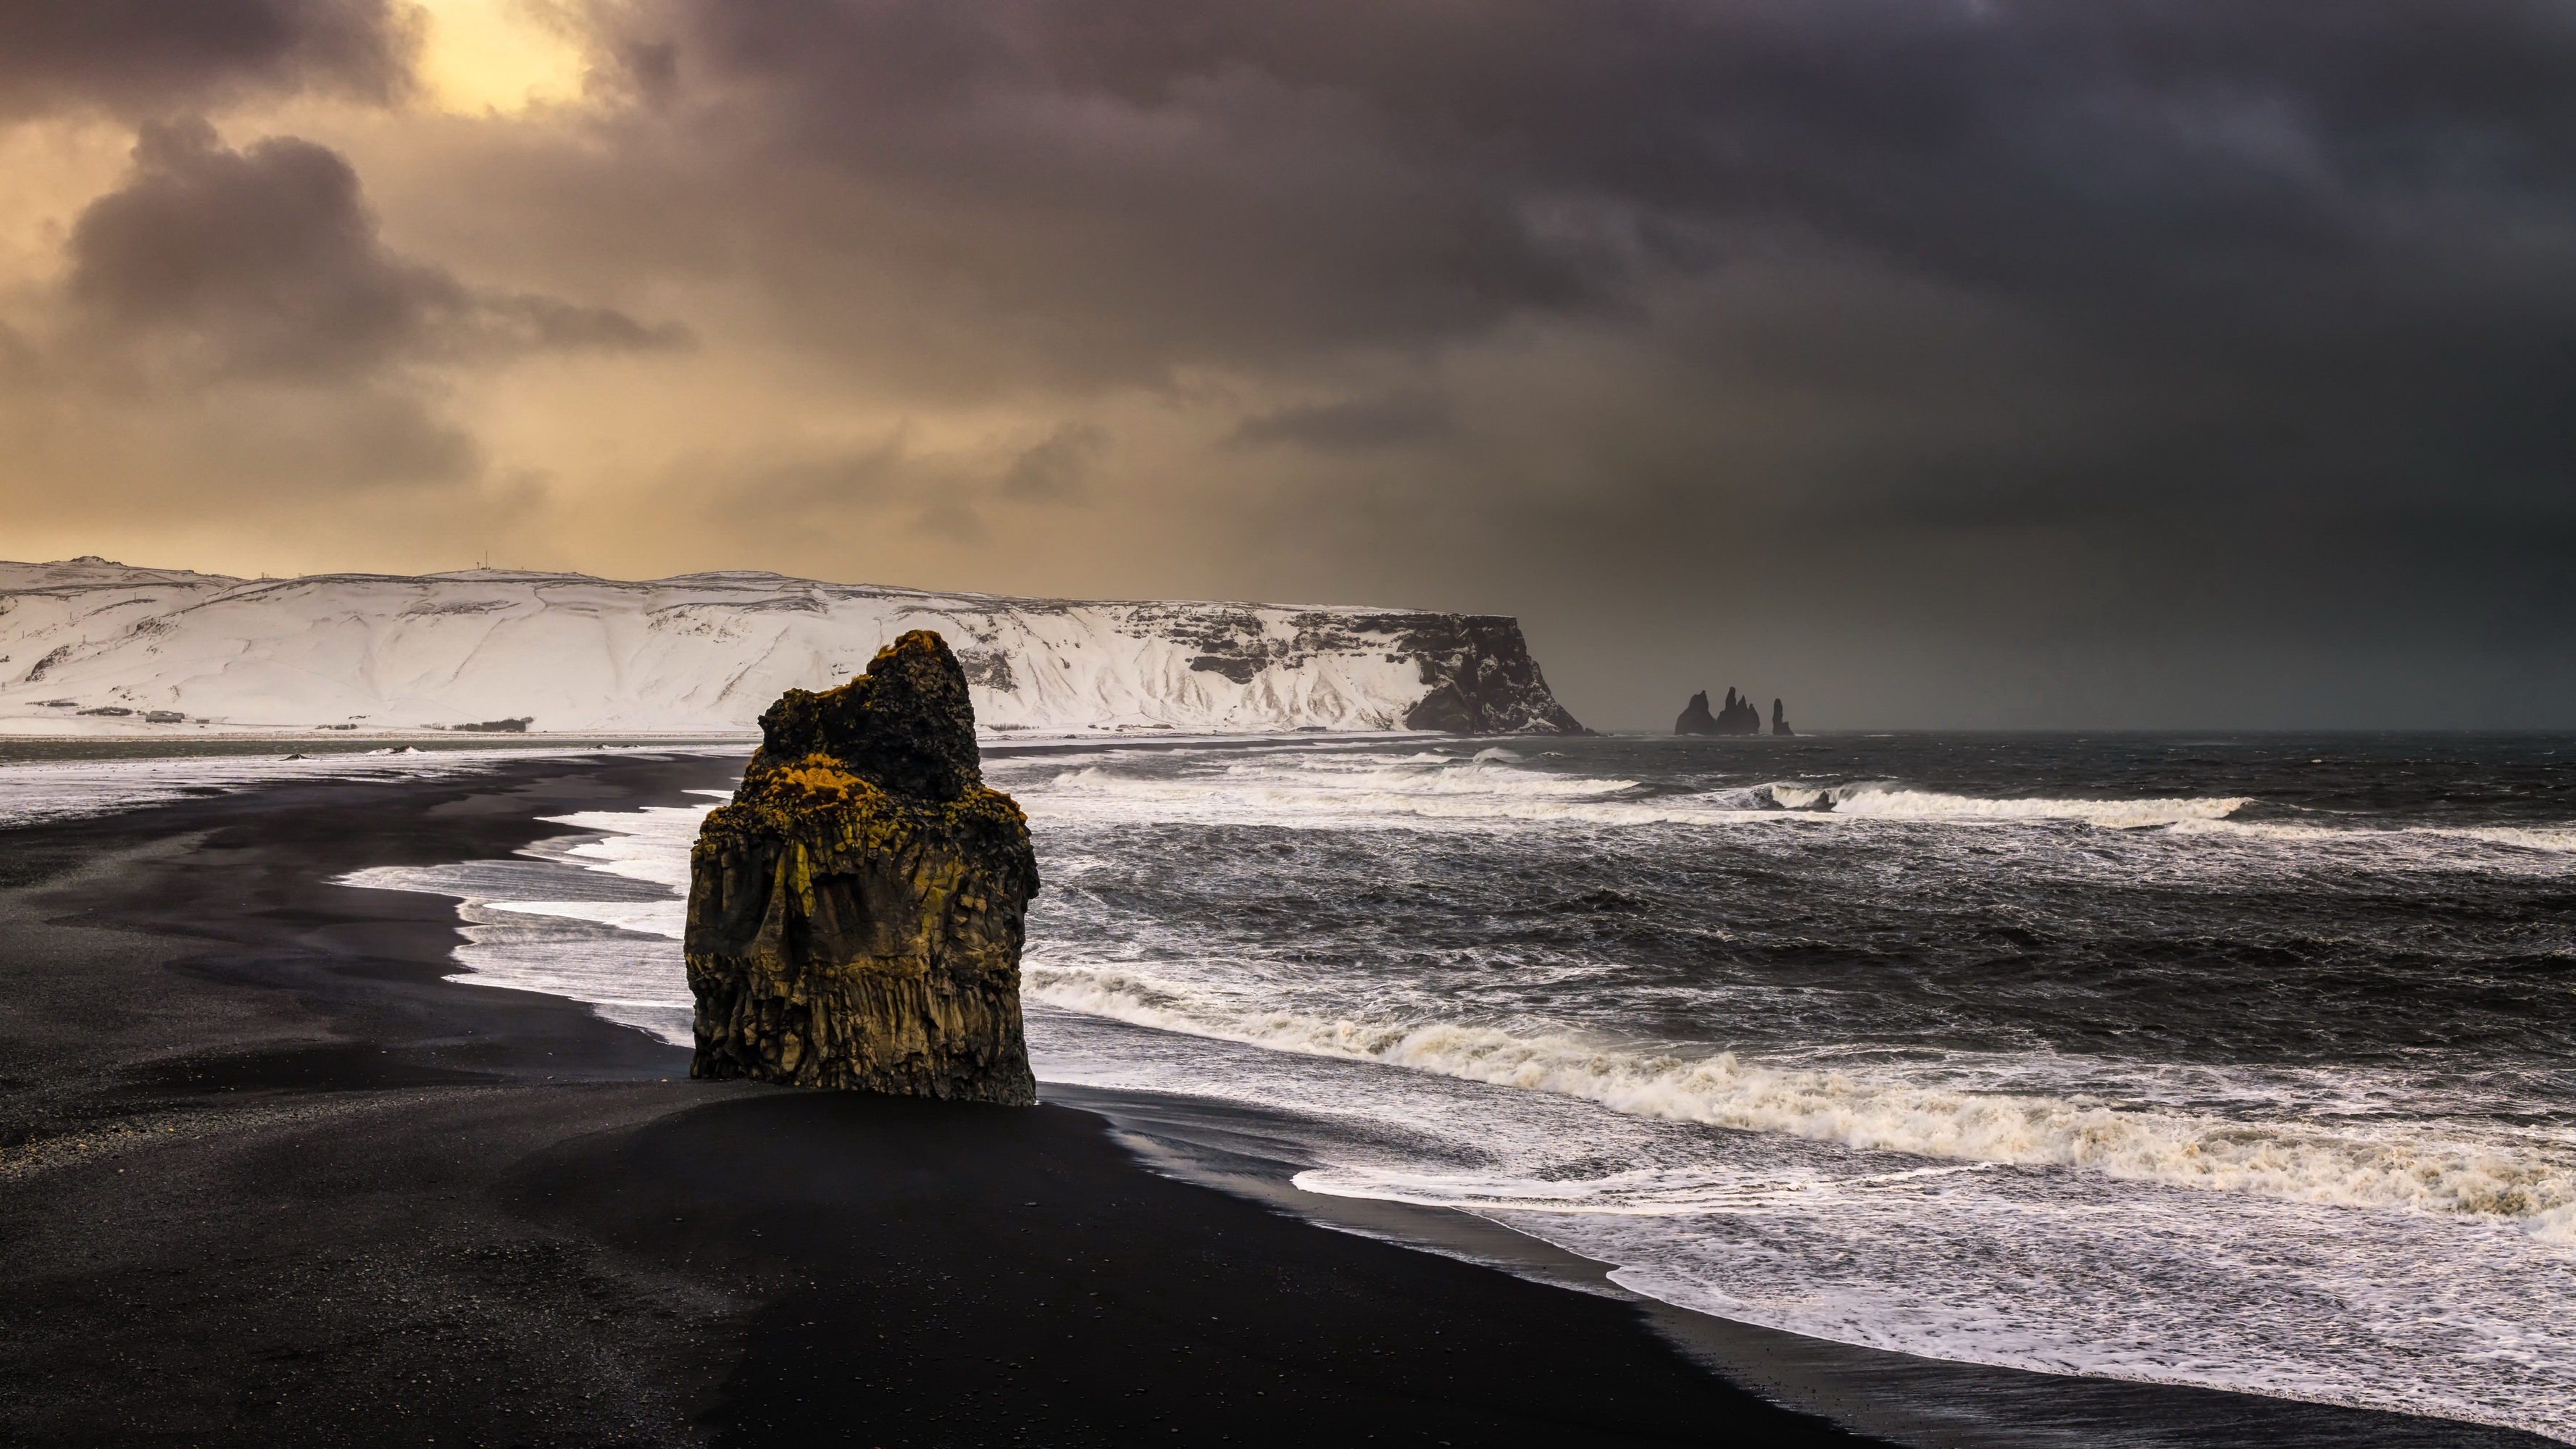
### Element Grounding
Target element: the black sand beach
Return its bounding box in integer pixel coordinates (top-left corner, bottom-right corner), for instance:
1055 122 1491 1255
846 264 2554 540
0 754 1867 1447
1 754 2556 1448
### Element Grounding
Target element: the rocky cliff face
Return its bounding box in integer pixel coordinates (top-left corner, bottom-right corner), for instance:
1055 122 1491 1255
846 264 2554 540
1384 614 1585 735
0 559 1584 738
683 630 1039 1103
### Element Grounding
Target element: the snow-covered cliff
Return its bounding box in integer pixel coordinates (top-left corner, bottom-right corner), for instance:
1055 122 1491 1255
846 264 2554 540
0 559 1583 738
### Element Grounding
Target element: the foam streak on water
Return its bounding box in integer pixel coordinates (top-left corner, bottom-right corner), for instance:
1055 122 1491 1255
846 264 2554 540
338 798 716 1043
0 746 712 828
343 733 2576 1440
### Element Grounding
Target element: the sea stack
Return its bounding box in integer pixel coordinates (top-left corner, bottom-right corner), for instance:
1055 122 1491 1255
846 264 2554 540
1675 690 1720 735
1677 687 1785 736
683 630 1040 1103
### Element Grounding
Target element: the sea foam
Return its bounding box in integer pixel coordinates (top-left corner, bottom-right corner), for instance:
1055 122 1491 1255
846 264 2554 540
1025 963 2576 1235
1009 746 2272 835
335 796 717 1043
1762 782 2251 828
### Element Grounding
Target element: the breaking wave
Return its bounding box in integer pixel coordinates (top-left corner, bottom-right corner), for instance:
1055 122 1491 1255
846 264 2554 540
1291 1160 2002 1217
1755 782 2251 829
1006 748 2264 835
2426 824 2576 855
1024 963 2575 1237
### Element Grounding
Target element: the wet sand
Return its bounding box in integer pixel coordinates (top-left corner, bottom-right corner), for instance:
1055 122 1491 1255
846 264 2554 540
0 753 2554 1448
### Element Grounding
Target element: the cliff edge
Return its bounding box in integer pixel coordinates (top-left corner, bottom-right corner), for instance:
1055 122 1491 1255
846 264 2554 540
683 630 1039 1102
1387 614 1585 735
0 560 1585 738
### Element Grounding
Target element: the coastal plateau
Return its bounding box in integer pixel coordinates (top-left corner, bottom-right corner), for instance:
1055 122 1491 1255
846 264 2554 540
0 557 1582 737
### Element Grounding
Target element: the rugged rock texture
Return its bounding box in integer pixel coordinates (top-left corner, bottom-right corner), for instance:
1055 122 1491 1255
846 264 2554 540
1677 688 1769 736
1722 689 1764 735
1675 690 1720 735
1391 614 1586 735
1772 698 1795 737
683 630 1040 1103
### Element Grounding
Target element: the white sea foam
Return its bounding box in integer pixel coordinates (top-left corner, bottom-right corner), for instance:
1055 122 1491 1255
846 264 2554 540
2427 824 2576 855
0 746 688 829
1025 963 2576 1235
999 746 2280 835
2155 815 2576 874
1772 782 2252 828
334 798 712 1043
535 800 722 891
1292 1158 2002 1216
449 899 691 1042
1009 750 1748 832
1032 1001 2576 1442
991 749 2576 894
480 898 686 938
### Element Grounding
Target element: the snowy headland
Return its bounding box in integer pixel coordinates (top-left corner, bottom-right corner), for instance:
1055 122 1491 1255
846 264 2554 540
0 558 1583 739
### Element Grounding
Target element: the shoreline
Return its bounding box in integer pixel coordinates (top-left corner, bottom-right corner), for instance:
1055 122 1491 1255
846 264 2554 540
0 754 1862 1447
1053 1083 2570 1449
0 756 2556 1446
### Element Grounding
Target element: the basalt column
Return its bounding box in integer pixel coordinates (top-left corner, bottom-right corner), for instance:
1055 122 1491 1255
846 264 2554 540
684 630 1040 1103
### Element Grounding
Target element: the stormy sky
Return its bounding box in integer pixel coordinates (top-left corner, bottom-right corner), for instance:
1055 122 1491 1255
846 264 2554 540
2 1 2570 728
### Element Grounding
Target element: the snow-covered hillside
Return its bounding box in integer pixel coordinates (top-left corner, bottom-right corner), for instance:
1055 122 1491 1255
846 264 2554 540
0 559 1583 738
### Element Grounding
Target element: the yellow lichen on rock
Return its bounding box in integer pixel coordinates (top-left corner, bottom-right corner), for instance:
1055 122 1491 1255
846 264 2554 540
683 630 1040 1103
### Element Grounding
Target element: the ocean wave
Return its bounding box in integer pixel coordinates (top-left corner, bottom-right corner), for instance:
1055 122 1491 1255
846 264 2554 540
2156 816 2576 872
480 898 685 938
2425 824 2576 855
1006 747 2282 837
1762 782 2251 829
1024 964 2575 1236
1022 755 1707 829
1015 756 2576 875
533 802 717 890
1291 1159 2001 1216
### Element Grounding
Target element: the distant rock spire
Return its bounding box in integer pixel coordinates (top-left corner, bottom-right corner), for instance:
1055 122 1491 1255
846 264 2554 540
1676 690 1718 734
1677 685 1793 736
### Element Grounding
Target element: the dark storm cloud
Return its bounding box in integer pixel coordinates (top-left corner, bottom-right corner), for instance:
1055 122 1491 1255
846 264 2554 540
1227 391 1450 452
1 120 691 517
515 0 2575 721
7 0 2565 722
577 0 2575 496
0 0 414 120
65 120 691 384
568 0 1610 388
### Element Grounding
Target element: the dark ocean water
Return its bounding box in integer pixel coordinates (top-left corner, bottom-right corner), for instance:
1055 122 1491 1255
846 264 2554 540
991 733 2576 1438
321 731 2575 1439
